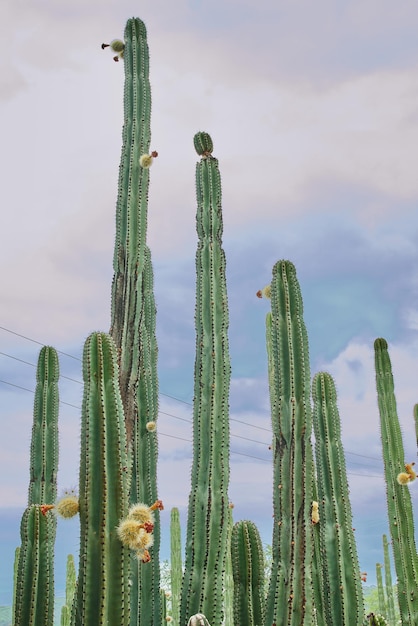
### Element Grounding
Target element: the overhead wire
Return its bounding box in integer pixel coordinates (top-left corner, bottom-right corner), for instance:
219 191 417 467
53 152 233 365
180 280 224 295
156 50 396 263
1 325 384 469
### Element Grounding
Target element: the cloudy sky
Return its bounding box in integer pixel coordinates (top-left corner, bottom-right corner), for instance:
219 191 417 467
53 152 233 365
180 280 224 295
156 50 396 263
2 0 418 606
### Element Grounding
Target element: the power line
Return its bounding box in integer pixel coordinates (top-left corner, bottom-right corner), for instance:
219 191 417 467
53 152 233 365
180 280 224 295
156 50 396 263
0 378 384 476
0 379 80 410
0 352 83 385
0 325 384 464
0 326 81 361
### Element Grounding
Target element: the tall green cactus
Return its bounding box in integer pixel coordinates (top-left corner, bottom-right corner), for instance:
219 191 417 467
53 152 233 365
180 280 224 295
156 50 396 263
28 346 59 506
109 18 161 625
312 371 365 625
265 261 315 625
376 563 386 617
374 338 418 625
170 507 182 626
224 506 235 626
14 505 56 626
382 534 397 624
230 520 265 626
14 346 59 626
71 331 130 626
180 133 231 626
60 554 76 626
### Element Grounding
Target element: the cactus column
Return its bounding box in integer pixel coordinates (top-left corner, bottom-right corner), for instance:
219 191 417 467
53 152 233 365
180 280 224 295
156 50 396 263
265 261 315 626
180 133 231 626
382 534 396 624
374 338 418 625
72 332 130 626
312 371 364 625
170 507 182 626
109 18 160 626
14 346 59 626
230 520 265 626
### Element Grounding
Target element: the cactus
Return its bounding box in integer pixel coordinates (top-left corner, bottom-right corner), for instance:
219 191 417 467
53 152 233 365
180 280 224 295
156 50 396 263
180 133 231 626
71 331 130 626
223 506 235 626
170 508 182 626
14 346 59 626
374 338 418 625
160 589 168 626
108 17 161 625
264 261 315 625
376 563 386 618
28 346 59 506
14 505 55 626
382 534 397 624
60 554 76 626
230 520 265 626
312 371 365 624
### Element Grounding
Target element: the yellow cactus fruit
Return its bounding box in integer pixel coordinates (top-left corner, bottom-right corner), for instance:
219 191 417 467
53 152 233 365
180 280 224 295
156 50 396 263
110 39 125 53
139 154 154 168
397 472 410 485
134 527 154 552
311 501 319 524
128 503 155 525
137 548 151 563
405 462 417 481
55 494 79 519
146 421 156 432
117 518 145 549
256 285 271 299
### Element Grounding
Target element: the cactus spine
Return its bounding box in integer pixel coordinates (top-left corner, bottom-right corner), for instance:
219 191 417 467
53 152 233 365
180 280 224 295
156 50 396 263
72 332 130 626
14 346 59 626
180 133 231 626
109 17 160 625
230 520 265 626
312 371 364 624
265 261 315 625
374 338 418 625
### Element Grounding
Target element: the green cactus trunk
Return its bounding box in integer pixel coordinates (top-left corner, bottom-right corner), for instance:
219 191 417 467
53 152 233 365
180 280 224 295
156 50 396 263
230 520 265 626
170 507 182 626
180 133 231 626
60 554 76 626
374 338 418 625
109 17 160 626
264 261 315 626
375 563 386 618
28 346 59 506
223 506 235 626
14 505 55 626
312 371 365 625
382 534 396 624
71 332 130 626
14 346 59 626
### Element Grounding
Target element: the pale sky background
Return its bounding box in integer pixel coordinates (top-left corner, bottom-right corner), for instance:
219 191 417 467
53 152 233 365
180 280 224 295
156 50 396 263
2 0 418 608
